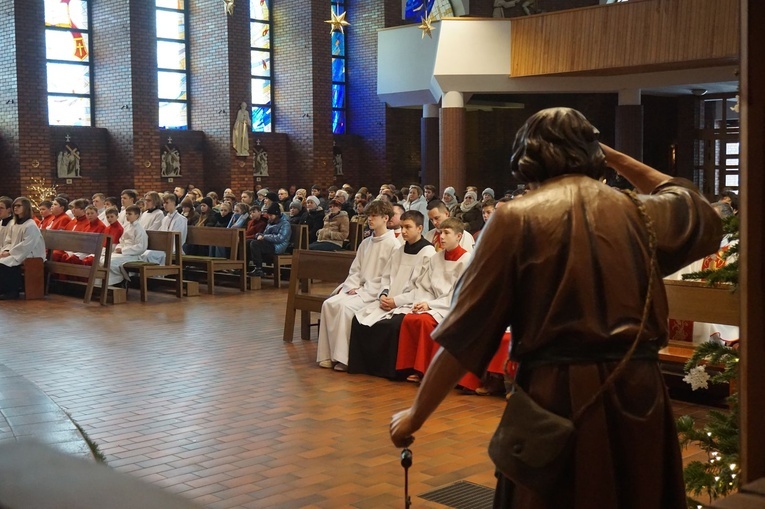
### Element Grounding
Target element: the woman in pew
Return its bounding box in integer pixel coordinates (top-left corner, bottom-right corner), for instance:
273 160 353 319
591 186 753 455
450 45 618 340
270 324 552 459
0 197 45 300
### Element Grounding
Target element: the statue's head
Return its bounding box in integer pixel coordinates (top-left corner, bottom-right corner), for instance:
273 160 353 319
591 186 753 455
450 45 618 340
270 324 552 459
510 107 606 184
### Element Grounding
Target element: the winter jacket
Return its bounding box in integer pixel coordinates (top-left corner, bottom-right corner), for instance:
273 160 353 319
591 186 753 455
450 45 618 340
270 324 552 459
261 215 292 254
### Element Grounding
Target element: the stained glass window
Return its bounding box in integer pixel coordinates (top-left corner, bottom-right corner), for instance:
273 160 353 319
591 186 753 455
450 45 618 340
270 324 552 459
251 0 273 132
45 0 92 126
157 0 189 129
331 1 347 134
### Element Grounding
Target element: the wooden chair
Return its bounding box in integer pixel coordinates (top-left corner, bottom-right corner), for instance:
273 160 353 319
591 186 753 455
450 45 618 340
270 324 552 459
182 227 247 294
271 224 309 288
121 231 183 302
346 222 364 252
283 249 356 342
41 230 114 305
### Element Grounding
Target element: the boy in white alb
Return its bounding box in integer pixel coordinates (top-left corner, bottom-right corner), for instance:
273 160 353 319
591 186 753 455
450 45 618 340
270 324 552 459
140 193 187 264
395 218 472 381
317 200 400 372
104 205 148 285
348 210 436 378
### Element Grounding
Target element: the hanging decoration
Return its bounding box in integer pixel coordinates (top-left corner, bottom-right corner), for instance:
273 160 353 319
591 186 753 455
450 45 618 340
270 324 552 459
418 11 436 39
161 136 182 177
57 134 81 178
223 0 235 16
253 139 269 177
325 10 350 34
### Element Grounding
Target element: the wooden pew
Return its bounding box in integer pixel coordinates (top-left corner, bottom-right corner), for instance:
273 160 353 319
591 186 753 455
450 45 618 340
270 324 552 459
660 279 739 380
21 257 45 300
121 231 184 302
182 227 247 294
346 222 364 252
271 224 309 288
283 249 356 342
41 230 115 305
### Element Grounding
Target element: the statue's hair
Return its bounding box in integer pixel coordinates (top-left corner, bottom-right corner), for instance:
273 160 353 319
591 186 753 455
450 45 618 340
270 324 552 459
511 107 606 184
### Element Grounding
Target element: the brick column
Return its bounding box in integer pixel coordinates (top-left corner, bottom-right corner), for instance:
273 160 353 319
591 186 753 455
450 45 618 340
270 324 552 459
0 2 53 198
93 1 159 195
439 92 466 195
421 104 439 188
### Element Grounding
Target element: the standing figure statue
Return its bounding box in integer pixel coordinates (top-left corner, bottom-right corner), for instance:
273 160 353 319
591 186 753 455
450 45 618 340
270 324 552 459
232 102 252 156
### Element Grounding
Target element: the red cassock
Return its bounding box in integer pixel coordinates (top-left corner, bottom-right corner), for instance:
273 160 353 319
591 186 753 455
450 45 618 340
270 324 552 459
39 215 55 230
105 222 123 247
396 318 515 390
49 213 71 230
52 215 89 262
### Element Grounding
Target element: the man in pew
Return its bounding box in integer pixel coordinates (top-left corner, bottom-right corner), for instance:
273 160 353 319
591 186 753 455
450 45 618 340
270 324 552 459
247 203 291 278
140 193 187 265
317 200 400 372
347 210 435 377
0 197 46 300
104 205 148 287
394 218 472 382
118 189 138 226
425 200 475 253
387 203 405 245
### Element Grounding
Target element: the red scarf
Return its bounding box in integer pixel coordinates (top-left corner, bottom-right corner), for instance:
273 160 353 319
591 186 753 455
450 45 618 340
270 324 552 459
444 245 467 261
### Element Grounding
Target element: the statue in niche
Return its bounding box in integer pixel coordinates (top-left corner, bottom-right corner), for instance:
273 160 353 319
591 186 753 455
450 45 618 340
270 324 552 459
333 142 343 176
492 0 538 17
57 137 81 178
232 102 252 157
161 137 182 177
253 140 269 176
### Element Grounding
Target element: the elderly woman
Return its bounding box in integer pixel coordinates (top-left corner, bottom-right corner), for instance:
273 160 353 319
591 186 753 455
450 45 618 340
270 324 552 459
390 108 722 509
453 190 483 235
0 197 46 300
309 199 349 251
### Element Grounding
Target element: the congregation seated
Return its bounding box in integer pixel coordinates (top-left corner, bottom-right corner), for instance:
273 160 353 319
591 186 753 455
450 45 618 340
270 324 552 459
300 196 324 243
347 210 435 378
180 199 198 226
308 199 349 251
453 191 483 235
245 206 267 240
317 200 400 372
288 201 306 225
247 203 291 278
0 197 46 300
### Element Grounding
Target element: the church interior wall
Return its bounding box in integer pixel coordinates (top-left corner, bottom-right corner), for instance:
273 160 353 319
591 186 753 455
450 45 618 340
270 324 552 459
0 0 696 201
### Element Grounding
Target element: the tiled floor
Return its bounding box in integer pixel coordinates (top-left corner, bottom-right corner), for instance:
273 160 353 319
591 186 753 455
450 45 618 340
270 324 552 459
0 286 713 508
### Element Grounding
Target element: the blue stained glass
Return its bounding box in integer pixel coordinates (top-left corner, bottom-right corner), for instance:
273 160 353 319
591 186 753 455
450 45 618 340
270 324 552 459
251 78 271 105
158 71 187 100
250 0 270 20
331 31 345 56
251 107 272 133
332 110 346 134
46 30 90 62
332 84 345 109
48 96 91 126
250 22 270 48
156 11 185 40
332 58 345 83
251 51 271 77
159 102 188 129
404 0 435 21
157 41 186 70
45 0 89 30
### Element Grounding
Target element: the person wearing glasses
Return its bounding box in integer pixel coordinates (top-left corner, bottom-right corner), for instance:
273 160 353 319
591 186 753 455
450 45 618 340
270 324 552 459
0 197 46 300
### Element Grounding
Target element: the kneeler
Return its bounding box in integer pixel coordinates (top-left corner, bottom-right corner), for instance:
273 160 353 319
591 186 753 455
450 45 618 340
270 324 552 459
347 314 406 379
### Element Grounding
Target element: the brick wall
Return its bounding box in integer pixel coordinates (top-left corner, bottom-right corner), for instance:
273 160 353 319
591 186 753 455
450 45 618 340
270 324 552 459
0 0 20 197
49 126 109 199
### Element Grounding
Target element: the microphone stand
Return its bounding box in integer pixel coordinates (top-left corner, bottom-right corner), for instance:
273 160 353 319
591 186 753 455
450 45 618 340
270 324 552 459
401 448 412 508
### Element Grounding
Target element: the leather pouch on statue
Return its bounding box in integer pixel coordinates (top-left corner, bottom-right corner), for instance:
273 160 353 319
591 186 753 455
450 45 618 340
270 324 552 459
488 387 574 492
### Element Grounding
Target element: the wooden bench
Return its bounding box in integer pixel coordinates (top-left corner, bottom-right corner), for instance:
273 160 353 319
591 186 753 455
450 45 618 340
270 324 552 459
41 230 116 305
182 227 247 294
270 224 309 288
21 257 45 300
121 231 183 302
283 249 356 342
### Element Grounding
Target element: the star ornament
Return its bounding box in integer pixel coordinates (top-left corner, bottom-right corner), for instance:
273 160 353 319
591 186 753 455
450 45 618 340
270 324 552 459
418 13 436 39
325 10 350 34
683 365 711 391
